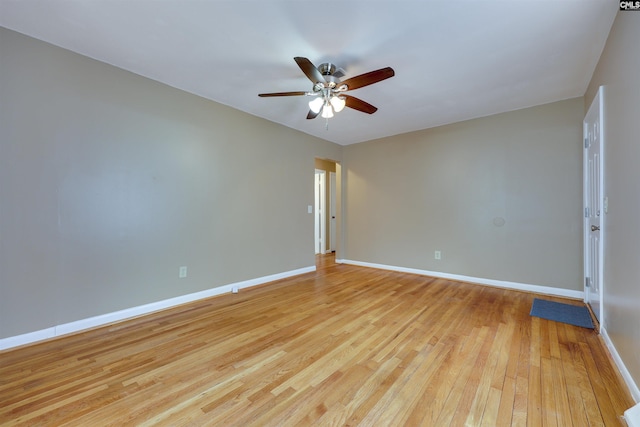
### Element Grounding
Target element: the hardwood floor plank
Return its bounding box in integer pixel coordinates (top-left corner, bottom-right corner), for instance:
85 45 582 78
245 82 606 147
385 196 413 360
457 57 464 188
403 339 461 425
468 322 515 425
496 374 517 427
513 313 532 426
579 339 626 426
0 254 634 426
361 340 452 426
433 326 492 426
330 355 403 425
567 340 605 427
496 314 525 426
481 387 503 427
550 353 572 427
541 356 559 427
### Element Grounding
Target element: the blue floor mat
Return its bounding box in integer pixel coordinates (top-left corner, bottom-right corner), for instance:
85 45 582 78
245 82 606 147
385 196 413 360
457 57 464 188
530 298 594 329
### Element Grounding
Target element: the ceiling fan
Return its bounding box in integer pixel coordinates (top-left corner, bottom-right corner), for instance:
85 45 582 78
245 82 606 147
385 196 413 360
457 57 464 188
258 57 395 120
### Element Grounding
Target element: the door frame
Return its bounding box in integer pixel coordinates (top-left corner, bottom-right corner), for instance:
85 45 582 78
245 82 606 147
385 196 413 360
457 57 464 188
583 86 605 329
314 169 326 255
329 171 337 253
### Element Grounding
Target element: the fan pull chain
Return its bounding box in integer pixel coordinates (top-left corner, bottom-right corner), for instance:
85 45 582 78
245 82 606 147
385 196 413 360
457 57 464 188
325 118 329 130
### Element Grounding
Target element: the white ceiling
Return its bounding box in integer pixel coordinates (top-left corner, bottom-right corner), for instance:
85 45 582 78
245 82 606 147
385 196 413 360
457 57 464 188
0 0 617 145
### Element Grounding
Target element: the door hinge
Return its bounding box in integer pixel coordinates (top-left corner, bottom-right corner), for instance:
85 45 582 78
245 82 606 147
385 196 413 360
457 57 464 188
584 137 590 149
585 277 591 288
585 207 590 218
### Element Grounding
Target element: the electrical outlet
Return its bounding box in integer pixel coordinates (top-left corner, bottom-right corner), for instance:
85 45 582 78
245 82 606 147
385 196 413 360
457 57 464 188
434 250 441 260
179 266 187 278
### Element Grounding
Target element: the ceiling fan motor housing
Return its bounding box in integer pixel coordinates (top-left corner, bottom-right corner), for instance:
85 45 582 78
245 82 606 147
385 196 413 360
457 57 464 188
318 62 345 78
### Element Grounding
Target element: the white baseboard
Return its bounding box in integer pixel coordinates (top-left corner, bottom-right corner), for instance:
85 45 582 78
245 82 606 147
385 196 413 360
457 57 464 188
0 265 316 351
340 259 584 299
626 403 640 427
600 327 640 403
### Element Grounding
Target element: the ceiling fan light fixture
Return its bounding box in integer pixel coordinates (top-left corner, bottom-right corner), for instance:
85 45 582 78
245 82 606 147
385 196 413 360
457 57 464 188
321 103 334 118
309 97 324 114
330 96 346 113
259 57 394 122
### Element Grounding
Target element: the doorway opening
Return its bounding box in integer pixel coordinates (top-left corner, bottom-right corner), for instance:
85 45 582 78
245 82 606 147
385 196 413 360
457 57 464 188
314 158 339 264
314 169 326 255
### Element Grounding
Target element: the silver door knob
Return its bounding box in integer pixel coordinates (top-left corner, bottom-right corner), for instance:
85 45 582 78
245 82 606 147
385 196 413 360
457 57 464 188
591 225 600 231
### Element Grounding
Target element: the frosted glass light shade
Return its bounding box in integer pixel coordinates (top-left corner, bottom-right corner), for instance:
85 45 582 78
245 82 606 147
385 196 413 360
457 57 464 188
330 96 346 112
309 97 324 113
321 104 334 118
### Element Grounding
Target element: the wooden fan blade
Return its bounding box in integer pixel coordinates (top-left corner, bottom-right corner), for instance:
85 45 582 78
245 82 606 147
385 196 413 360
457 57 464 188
258 91 307 97
306 110 319 120
339 67 395 91
344 95 378 114
294 57 326 84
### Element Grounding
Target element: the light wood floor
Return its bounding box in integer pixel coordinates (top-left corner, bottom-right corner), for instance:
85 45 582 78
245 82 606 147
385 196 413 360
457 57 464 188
0 254 634 426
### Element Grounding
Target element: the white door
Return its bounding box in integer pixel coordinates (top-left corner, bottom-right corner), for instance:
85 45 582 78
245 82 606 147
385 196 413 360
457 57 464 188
314 170 326 254
584 86 604 326
329 172 336 252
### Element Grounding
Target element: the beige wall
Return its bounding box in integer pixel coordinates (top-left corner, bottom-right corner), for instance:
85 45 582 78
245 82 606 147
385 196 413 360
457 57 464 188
314 158 337 251
585 12 640 391
0 28 342 338
343 98 584 290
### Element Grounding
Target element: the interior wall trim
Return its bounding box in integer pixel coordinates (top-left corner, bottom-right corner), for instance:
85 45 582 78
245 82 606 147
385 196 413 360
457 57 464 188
601 327 640 404
0 265 316 352
626 403 640 427
339 259 584 299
